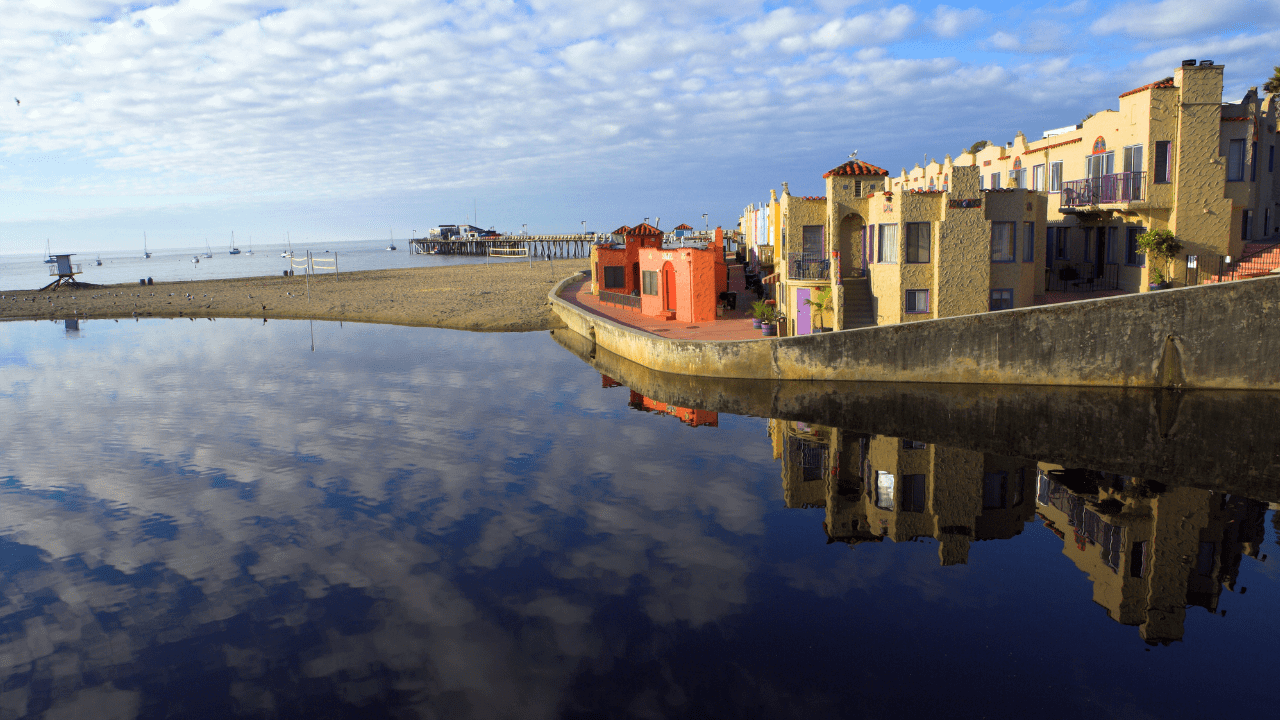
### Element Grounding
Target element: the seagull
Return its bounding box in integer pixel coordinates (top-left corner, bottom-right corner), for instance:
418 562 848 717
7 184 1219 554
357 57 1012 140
14 98 18 106
848 150 858 161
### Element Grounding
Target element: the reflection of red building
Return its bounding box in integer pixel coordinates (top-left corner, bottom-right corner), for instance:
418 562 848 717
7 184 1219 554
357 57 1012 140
628 391 718 427
592 223 727 323
601 375 624 389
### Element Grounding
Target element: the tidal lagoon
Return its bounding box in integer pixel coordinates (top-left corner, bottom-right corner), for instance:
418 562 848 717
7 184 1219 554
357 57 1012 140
0 318 1276 718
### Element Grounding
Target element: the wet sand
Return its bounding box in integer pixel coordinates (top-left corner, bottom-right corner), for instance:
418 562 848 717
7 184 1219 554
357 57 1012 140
0 260 588 332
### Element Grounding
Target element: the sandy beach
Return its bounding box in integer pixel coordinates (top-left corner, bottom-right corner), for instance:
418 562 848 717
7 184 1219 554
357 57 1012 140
0 260 588 332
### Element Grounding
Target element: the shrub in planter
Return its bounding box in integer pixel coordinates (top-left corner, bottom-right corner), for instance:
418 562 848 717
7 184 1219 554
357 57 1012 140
1136 229 1182 289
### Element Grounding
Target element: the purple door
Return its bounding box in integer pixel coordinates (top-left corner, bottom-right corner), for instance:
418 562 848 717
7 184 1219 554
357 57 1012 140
796 288 811 335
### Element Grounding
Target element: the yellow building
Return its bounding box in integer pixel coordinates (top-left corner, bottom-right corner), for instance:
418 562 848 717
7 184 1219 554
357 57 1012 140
1035 467 1268 644
761 60 1280 334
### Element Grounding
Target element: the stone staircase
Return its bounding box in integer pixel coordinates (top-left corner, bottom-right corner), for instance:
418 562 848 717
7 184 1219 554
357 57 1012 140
841 277 876 329
1205 241 1280 283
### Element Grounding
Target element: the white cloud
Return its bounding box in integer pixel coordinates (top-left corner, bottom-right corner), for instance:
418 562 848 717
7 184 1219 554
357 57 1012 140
1091 0 1272 38
810 5 917 49
928 5 985 38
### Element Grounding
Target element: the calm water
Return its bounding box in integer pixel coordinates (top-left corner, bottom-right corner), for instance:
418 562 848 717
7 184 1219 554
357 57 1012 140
0 240 532 290
0 319 1277 719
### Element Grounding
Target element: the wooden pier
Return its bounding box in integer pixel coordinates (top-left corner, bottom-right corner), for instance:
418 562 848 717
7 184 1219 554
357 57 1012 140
409 234 594 258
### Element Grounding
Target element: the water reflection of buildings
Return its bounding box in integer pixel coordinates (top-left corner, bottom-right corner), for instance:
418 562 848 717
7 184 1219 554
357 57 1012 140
603 375 718 427
1036 467 1268 645
771 420 1272 644
769 420 1035 565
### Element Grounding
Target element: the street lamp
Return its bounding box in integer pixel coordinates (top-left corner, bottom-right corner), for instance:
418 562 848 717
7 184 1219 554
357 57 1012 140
702 213 708 232
522 223 527 236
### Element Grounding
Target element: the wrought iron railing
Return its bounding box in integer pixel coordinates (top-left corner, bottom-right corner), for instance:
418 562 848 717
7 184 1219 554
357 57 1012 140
1046 261 1119 292
786 437 829 484
787 252 830 281
598 290 641 309
1211 241 1280 283
1060 172 1145 207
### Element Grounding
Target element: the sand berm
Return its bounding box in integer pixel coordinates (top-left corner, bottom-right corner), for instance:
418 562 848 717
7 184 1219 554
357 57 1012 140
0 261 589 332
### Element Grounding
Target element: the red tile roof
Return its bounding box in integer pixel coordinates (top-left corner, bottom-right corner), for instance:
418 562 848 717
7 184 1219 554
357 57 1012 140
800 196 827 201
1118 77 1175 99
674 223 693 230
823 160 889 178
628 223 662 237
611 225 631 235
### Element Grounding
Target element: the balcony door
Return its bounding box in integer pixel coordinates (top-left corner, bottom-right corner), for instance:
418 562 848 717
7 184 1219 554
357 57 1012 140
1122 145 1144 200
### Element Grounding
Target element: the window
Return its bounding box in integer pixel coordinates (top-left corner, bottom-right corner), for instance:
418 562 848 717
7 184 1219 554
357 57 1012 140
801 225 824 254
905 223 930 263
1122 144 1143 174
989 289 1013 311
1251 141 1258 181
979 174 985 190
1011 168 1026 188
1032 164 1045 191
1125 226 1146 266
603 266 626 289
1227 139 1246 181
877 224 898 263
902 474 926 513
1083 228 1094 262
901 439 926 450
1130 541 1149 579
854 180 863 196
991 171 1001 189
1153 141 1172 183
1022 222 1035 262
1243 209 1253 241
1049 161 1063 192
1053 227 1069 260
1270 145 1275 173
1107 226 1119 264
641 270 659 295
905 289 929 313
875 471 896 510
990 222 1015 262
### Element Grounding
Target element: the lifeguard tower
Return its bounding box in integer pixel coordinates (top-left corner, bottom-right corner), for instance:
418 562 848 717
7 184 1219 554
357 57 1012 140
41 254 88 291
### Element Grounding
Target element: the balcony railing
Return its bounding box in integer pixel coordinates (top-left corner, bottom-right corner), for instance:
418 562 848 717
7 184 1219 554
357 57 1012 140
787 252 830 281
1060 172 1145 207
598 290 641 310
756 246 775 266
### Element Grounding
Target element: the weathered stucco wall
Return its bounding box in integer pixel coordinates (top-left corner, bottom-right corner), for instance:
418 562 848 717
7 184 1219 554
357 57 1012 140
550 271 1280 390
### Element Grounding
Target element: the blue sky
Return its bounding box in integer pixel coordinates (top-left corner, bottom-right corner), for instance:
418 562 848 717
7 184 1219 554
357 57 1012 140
1 0 1277 252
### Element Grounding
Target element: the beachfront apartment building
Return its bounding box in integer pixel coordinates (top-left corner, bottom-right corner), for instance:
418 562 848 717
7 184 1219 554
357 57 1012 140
752 60 1280 335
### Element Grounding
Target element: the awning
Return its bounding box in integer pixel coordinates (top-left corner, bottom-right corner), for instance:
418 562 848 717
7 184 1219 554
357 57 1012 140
762 272 780 284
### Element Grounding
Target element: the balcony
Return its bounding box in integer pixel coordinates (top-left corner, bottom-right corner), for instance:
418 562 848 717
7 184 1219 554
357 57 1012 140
1060 172 1145 208
756 245 775 266
787 252 830 281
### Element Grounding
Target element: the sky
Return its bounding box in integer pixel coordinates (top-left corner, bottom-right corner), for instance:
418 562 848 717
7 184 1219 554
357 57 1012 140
1 0 1277 253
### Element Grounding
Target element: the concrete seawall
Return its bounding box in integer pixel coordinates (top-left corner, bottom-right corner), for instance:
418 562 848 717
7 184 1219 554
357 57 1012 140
548 272 1280 390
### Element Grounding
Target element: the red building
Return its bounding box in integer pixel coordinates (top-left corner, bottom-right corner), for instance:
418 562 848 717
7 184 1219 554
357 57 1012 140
593 224 727 323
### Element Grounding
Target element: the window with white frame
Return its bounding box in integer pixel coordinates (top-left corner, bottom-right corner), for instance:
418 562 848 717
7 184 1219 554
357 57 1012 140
875 471 895 510
905 289 929 313
990 222 1015 262
991 171 1001 189
1049 161 1063 192
1032 164 1045 191
641 270 659 295
1012 168 1026 188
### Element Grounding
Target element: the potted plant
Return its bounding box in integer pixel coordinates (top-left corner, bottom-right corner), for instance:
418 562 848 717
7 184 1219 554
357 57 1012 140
804 287 834 332
750 299 768 329
1136 228 1182 290
759 305 777 336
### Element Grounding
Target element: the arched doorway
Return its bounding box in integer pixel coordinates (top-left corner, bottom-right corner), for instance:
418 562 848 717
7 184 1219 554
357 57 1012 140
838 213 865 278
661 261 677 312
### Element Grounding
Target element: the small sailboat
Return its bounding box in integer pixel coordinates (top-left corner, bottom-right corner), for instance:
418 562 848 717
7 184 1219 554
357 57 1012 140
144 232 152 259
387 229 396 251
246 236 254 255
204 239 213 258
229 231 241 255
192 255 200 264
95 255 102 266
44 239 55 264
281 232 292 258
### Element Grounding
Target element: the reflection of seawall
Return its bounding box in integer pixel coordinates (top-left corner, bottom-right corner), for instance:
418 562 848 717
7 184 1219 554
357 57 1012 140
550 271 1280 389
550 328 1280 496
